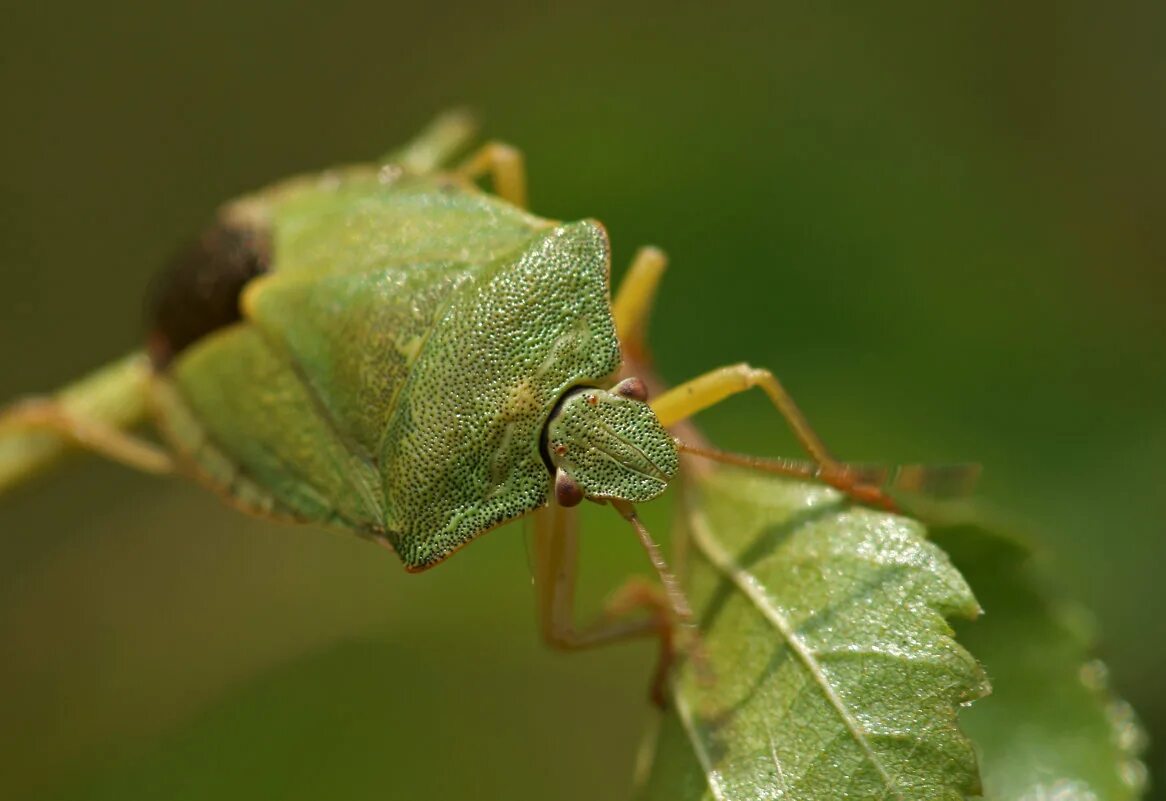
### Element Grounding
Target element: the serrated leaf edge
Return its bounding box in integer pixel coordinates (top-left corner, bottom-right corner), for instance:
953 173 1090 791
683 500 909 801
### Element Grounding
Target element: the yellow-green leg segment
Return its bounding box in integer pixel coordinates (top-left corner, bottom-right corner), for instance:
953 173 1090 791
384 109 480 174
610 249 899 508
612 246 668 365
0 352 173 495
533 501 691 707
456 141 528 208
651 363 900 508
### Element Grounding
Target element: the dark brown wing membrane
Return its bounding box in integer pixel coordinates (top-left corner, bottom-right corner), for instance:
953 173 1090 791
146 217 270 369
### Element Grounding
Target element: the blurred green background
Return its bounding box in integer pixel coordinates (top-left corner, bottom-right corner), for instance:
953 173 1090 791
1 2 1163 799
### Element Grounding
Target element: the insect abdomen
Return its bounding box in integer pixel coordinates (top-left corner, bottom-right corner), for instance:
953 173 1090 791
147 217 270 368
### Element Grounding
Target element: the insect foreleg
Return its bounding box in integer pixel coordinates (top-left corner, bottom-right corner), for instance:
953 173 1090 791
532 502 685 707
455 141 528 208
612 246 668 365
652 363 834 461
651 363 897 509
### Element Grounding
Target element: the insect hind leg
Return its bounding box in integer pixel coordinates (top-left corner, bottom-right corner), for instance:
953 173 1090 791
0 353 173 494
384 109 480 174
0 399 172 475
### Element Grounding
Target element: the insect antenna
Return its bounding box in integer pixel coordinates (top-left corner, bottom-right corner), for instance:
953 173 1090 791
610 499 716 695
885 462 982 497
674 439 980 501
610 499 693 625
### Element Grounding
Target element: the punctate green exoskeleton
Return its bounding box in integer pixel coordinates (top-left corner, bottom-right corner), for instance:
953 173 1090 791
0 112 978 704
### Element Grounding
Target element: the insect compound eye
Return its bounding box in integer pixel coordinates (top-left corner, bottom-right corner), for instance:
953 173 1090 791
555 468 584 507
611 377 649 402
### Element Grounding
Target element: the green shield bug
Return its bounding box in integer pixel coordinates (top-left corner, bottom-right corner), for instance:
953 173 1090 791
0 112 977 704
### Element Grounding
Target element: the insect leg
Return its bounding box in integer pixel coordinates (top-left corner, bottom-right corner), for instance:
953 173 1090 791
0 352 173 494
612 246 668 364
653 363 833 461
533 502 689 707
672 443 981 501
651 363 897 509
383 109 479 174
455 142 528 208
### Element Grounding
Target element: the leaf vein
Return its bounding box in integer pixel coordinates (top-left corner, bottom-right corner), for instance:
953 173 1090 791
671 681 729 801
687 505 906 801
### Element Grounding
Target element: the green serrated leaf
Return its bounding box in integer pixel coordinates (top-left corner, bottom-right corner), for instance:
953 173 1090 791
930 517 1149 801
637 467 990 801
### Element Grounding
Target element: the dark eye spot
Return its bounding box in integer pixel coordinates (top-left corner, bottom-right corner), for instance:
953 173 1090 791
554 444 568 456
585 394 598 406
555 469 584 508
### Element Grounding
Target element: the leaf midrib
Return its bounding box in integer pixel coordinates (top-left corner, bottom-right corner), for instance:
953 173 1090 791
685 502 906 801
